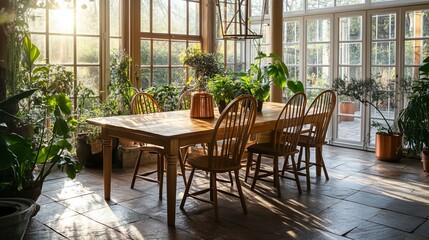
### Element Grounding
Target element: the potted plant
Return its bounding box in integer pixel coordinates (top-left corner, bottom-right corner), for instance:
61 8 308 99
145 85 182 111
207 74 242 113
244 51 304 111
181 47 224 118
333 77 402 161
398 56 429 172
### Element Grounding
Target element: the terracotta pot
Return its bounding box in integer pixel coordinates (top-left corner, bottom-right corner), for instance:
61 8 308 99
422 151 428 172
190 90 214 118
340 101 355 121
375 133 402 161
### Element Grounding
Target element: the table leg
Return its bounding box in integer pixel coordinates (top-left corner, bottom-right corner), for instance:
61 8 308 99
167 139 179 226
102 128 112 200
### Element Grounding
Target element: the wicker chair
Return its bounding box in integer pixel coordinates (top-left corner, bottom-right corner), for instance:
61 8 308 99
297 89 336 191
129 92 165 198
245 92 307 197
180 95 257 221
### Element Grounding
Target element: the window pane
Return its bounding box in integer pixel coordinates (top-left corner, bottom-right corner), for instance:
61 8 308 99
371 42 396 65
284 0 303 12
31 34 46 63
171 1 186 34
141 40 151 66
285 21 300 43
49 4 74 34
110 38 122 55
307 19 330 42
29 8 46 32
141 0 150 32
77 37 99 64
307 43 330 65
171 41 186 66
371 66 395 82
141 68 151 89
49 35 74 64
110 0 121 37
372 14 396 40
284 45 300 65
339 43 361 65
152 0 169 33
336 0 364 6
307 0 334 10
339 66 362 79
77 66 99 93
153 68 169 86
404 10 429 38
76 0 99 35
189 1 200 35
306 66 330 87
171 68 186 86
153 40 169 66
339 16 362 41
288 66 300 81
404 40 429 65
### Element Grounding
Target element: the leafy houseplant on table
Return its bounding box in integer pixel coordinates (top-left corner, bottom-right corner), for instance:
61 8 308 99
398 56 429 172
243 52 304 111
181 47 224 118
207 74 242 113
333 77 402 161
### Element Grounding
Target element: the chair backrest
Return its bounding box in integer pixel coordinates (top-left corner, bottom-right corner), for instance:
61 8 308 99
177 89 193 110
304 89 337 144
273 92 307 153
208 94 257 169
130 92 163 114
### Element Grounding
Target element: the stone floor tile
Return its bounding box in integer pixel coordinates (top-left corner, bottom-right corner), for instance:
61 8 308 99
345 221 410 240
368 209 426 232
24 220 67 240
58 193 111 214
413 220 429 238
84 204 148 228
346 191 429 218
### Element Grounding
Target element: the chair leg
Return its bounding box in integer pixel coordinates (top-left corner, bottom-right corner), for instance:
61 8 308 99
318 147 329 180
305 146 311 191
245 151 253 183
211 172 219 221
178 147 187 186
297 146 303 170
290 155 302 194
273 156 281 198
180 167 195 209
251 154 262 190
130 150 143 189
234 169 247 215
228 171 234 187
158 154 164 199
281 155 289 176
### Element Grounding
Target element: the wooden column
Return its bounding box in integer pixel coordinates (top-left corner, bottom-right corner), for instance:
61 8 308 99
269 0 283 103
202 0 216 53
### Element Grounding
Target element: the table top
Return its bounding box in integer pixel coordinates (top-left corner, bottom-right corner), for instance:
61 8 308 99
86 101 287 139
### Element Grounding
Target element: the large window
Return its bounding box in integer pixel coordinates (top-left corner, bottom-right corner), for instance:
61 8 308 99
29 0 101 94
140 0 201 89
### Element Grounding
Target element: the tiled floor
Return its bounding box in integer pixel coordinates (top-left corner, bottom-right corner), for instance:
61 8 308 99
24 146 429 239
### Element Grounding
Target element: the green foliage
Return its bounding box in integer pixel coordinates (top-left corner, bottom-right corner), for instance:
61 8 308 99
398 56 429 154
145 85 181 111
246 52 304 101
333 77 394 134
108 50 135 115
0 35 82 193
181 47 224 90
208 74 242 105
0 91 81 191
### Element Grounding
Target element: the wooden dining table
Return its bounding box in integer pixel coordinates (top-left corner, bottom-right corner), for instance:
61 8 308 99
87 101 307 226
